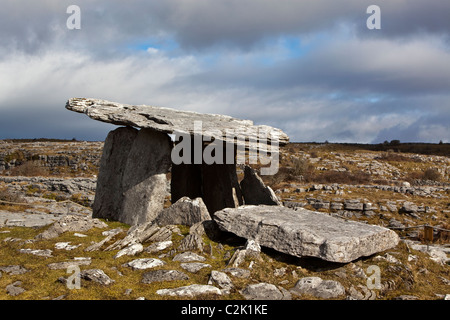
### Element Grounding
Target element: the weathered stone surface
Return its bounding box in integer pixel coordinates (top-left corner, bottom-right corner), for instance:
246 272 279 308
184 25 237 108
141 270 189 284
47 258 92 270
0 211 61 228
222 267 251 279
106 222 160 251
120 128 172 225
240 283 290 300
344 199 363 211
214 205 400 263
208 270 234 291
35 215 108 240
85 228 124 252
19 248 53 257
66 98 289 150
155 197 211 227
290 277 345 299
227 240 262 267
180 262 212 273
92 126 138 222
80 269 115 286
177 233 204 252
0 265 29 275
114 243 144 259
189 220 222 241
240 166 281 205
156 284 222 297
6 281 25 296
145 240 173 253
173 252 207 262
54 242 81 251
123 258 165 270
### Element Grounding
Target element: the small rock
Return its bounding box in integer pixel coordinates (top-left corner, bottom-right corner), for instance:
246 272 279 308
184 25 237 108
141 269 189 284
394 295 419 300
114 243 144 259
244 239 261 258
400 202 419 214
180 262 212 273
35 215 108 240
48 258 92 270
102 228 124 236
290 277 345 299
123 258 165 270
80 269 115 286
156 284 222 297
274 267 287 277
19 248 53 257
55 242 81 251
222 267 251 279
145 240 173 253
155 197 211 227
240 283 290 300
173 251 206 262
374 253 401 264
85 228 124 252
0 265 29 275
124 289 133 295
208 270 234 291
74 233 87 238
6 281 25 296
177 233 203 252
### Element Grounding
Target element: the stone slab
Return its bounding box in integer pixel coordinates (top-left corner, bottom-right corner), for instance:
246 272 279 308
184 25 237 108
66 98 289 150
214 205 400 263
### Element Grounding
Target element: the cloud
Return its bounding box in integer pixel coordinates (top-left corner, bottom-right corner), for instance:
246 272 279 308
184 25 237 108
0 1 449 143
2 1 449 55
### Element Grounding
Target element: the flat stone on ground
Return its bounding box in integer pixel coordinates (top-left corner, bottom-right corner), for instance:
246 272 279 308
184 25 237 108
214 205 400 263
156 284 222 297
172 251 207 262
141 270 189 284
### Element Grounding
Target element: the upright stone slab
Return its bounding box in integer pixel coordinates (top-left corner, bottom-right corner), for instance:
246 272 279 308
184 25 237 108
240 165 281 205
214 205 400 263
93 126 138 221
120 128 172 226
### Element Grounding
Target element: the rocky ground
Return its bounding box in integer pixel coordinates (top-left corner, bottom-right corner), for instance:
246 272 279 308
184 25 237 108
0 140 449 300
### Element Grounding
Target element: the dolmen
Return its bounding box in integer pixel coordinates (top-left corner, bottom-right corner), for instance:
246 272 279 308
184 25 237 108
66 98 399 263
66 97 288 225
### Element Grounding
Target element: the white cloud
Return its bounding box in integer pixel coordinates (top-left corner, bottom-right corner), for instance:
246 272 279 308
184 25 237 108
0 1 449 142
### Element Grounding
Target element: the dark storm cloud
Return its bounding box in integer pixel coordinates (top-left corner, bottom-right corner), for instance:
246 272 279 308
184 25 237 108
0 1 449 142
1 1 449 55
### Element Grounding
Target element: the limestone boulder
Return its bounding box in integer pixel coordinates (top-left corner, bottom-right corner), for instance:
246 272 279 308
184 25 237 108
214 205 400 263
35 215 108 240
240 283 291 300
156 284 222 297
290 277 345 299
155 197 211 226
141 270 189 284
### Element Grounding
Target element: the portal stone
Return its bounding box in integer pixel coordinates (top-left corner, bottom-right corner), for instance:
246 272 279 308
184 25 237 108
120 128 172 225
92 126 138 222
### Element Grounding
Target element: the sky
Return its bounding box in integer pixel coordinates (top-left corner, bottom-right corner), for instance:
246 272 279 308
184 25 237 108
0 0 449 143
